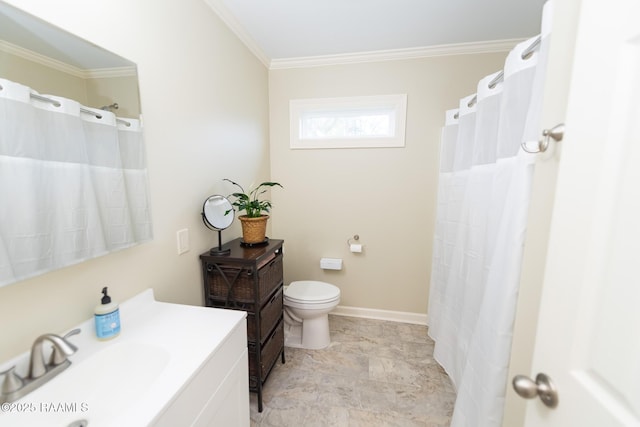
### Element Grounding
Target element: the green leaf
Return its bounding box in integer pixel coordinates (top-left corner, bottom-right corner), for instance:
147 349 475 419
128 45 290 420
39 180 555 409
223 179 283 218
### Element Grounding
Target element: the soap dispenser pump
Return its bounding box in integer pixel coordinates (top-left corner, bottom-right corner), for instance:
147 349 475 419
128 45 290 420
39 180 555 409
94 286 121 340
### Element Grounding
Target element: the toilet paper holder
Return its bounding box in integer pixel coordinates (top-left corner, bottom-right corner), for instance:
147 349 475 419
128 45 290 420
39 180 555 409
347 235 363 253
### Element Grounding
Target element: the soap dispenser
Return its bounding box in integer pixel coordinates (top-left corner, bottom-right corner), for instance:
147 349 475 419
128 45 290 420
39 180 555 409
94 286 121 340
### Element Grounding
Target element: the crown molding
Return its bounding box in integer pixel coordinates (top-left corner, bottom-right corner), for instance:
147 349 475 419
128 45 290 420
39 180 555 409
202 0 524 71
269 38 524 70
85 67 137 79
0 40 136 79
0 39 85 78
203 0 270 68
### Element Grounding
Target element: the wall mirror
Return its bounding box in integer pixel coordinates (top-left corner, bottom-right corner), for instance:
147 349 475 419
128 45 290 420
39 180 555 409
202 196 235 256
0 1 151 288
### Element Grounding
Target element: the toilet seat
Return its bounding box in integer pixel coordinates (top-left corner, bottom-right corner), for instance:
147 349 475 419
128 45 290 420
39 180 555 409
284 280 340 305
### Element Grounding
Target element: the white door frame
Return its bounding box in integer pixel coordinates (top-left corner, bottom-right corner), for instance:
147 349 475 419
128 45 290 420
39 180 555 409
524 0 640 422
503 0 581 424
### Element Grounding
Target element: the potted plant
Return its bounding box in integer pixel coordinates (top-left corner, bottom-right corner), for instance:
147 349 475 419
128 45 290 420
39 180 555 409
224 178 283 244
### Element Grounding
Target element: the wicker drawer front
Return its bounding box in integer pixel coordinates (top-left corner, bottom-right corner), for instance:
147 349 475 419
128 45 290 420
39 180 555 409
205 255 283 304
249 319 284 381
247 287 283 342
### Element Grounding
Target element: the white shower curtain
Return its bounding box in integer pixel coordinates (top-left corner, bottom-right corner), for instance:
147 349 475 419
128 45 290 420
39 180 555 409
428 2 553 425
0 78 152 287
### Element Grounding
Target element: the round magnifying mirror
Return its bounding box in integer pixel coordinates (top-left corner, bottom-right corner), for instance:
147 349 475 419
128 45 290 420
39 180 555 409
203 195 234 230
202 195 234 255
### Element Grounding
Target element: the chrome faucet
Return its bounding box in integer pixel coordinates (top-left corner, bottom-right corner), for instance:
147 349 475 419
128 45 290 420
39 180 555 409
29 332 78 378
0 329 80 403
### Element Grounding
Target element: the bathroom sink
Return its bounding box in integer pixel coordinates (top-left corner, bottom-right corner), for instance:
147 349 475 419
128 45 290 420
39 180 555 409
1 341 170 427
60 341 170 412
0 289 249 427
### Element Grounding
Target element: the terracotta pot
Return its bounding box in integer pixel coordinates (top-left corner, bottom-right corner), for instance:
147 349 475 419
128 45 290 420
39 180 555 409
238 215 269 243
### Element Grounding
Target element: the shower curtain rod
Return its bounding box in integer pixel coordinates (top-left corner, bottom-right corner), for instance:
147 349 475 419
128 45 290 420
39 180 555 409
29 93 131 127
454 35 542 119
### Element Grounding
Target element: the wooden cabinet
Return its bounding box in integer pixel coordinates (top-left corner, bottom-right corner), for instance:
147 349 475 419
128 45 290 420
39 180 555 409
200 238 285 412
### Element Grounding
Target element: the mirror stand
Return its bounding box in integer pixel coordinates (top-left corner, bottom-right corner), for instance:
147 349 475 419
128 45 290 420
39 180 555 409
210 229 230 256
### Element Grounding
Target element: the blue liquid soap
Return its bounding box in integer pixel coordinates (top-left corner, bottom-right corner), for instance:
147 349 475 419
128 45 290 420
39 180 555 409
94 287 121 340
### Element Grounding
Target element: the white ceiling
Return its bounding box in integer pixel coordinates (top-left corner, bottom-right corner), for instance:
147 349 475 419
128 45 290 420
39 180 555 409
208 0 548 65
1 1 548 71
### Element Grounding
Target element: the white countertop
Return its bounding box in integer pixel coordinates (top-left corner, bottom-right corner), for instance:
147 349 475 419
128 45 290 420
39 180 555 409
0 289 246 427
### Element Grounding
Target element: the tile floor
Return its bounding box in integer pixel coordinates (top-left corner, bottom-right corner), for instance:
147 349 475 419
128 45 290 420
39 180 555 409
249 315 456 426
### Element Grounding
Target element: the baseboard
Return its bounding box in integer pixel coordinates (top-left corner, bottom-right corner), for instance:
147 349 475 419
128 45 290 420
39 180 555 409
331 305 428 326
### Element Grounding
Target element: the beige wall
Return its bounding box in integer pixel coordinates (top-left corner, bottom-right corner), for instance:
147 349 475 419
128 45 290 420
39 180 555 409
85 75 141 117
0 0 270 361
0 50 88 103
0 0 530 367
269 53 506 314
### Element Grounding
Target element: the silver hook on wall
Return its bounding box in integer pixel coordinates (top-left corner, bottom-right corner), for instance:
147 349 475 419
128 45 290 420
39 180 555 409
522 123 565 154
347 234 359 246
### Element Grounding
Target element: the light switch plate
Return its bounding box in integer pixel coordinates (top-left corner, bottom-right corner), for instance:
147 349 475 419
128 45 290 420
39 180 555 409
177 229 190 255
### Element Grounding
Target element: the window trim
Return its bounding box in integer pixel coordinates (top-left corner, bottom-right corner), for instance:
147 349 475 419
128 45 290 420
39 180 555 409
289 94 407 149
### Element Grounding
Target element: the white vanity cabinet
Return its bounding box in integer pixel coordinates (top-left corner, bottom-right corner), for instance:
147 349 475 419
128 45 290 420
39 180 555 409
153 320 249 427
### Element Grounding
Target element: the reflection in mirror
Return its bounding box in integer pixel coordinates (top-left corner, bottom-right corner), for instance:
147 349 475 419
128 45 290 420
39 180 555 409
0 1 141 117
0 1 151 288
202 196 235 256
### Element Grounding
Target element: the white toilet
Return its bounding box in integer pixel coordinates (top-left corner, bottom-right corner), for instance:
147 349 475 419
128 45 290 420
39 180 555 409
283 280 341 349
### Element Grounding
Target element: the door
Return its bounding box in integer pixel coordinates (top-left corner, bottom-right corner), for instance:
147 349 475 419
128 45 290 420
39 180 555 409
518 0 640 425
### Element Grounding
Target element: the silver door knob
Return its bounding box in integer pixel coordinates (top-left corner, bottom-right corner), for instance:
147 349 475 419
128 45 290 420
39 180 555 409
512 373 559 408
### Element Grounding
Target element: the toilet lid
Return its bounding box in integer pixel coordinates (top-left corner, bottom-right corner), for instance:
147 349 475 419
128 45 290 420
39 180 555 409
285 280 340 304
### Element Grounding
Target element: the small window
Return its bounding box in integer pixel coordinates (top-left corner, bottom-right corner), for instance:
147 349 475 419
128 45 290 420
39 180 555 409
290 94 407 149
